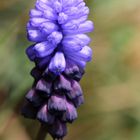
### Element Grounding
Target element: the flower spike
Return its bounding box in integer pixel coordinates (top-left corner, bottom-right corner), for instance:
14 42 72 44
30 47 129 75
22 0 93 139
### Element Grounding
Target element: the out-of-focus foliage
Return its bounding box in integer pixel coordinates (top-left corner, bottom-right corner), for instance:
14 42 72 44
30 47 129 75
0 0 140 140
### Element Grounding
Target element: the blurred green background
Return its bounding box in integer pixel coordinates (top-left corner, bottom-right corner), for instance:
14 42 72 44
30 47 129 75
0 0 140 140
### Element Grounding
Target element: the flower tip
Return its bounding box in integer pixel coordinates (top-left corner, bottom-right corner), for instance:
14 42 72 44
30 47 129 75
49 52 66 75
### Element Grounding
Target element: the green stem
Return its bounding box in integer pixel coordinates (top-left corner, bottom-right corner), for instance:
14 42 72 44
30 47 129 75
36 124 48 140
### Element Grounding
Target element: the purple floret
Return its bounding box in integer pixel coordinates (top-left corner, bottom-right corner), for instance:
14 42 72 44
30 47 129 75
22 0 93 139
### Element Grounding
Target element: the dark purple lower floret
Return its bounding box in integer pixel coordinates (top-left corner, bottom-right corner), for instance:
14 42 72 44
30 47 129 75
64 64 85 81
66 80 83 100
72 70 85 81
73 95 84 108
36 79 52 96
62 101 78 123
44 69 57 82
21 101 38 119
64 61 80 76
48 119 67 139
35 55 52 70
48 95 67 112
37 104 55 124
54 75 71 93
30 67 43 81
25 89 43 107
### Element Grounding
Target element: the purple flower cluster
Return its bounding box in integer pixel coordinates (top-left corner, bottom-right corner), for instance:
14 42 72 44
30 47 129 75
22 0 93 139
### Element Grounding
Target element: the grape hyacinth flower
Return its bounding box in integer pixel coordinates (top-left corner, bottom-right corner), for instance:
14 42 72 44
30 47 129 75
22 0 93 139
